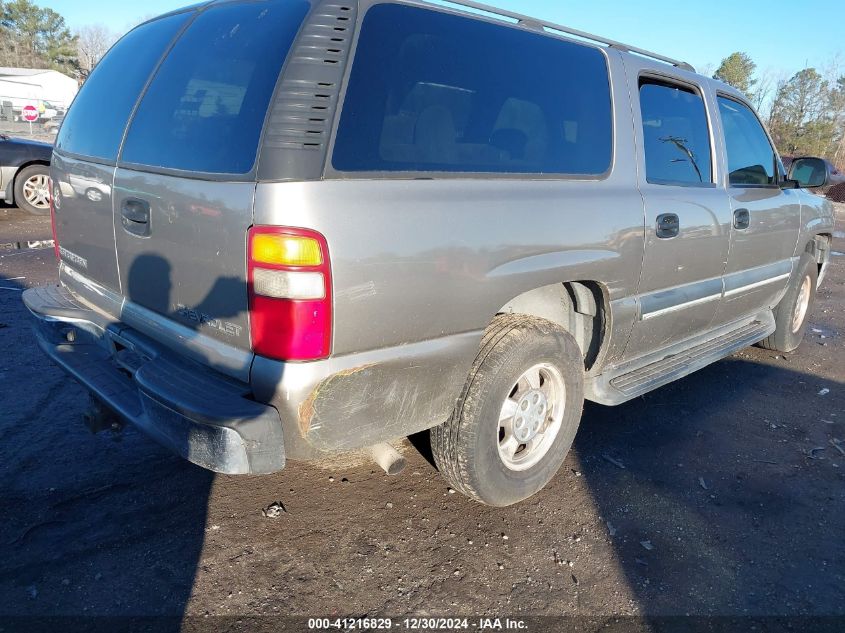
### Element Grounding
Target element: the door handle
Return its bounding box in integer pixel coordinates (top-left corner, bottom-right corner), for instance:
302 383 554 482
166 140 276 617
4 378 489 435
656 213 680 239
734 208 750 230
121 198 151 237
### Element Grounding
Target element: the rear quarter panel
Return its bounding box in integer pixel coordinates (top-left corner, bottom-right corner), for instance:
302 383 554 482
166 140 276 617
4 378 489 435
255 178 645 356
253 172 647 452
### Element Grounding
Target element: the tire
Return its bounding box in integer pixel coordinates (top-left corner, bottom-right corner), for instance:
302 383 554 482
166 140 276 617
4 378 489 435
758 253 817 353
431 314 584 506
14 164 51 216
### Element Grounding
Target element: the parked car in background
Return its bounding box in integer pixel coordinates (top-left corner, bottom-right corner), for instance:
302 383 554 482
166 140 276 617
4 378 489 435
40 100 64 117
23 0 836 507
35 100 59 121
0 133 52 214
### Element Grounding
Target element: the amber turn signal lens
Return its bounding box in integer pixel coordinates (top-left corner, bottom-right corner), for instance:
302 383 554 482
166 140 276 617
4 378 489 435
251 234 323 267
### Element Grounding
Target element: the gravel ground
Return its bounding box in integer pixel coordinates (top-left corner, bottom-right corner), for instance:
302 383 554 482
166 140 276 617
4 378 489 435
0 201 843 625
0 124 57 144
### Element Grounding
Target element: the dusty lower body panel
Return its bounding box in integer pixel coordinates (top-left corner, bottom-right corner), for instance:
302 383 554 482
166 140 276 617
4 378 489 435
251 331 483 459
26 277 484 469
23 283 285 475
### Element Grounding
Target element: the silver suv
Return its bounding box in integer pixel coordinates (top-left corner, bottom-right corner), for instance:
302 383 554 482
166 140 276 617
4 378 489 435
24 0 835 506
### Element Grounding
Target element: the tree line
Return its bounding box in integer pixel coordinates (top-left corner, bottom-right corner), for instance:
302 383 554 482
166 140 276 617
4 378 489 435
714 52 844 169
0 0 76 74
0 0 117 80
2 0 844 169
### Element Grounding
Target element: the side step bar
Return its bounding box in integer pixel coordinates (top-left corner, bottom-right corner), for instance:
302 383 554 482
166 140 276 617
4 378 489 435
586 313 775 405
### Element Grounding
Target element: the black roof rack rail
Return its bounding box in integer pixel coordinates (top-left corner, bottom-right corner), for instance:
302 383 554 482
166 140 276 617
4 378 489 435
421 0 696 73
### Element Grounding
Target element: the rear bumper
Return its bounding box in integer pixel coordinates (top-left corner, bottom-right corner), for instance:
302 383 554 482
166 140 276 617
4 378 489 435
23 284 285 475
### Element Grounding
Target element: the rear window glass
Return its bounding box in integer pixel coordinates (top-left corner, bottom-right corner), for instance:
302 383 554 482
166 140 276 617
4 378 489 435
56 13 188 162
639 80 713 185
332 4 613 175
120 0 310 175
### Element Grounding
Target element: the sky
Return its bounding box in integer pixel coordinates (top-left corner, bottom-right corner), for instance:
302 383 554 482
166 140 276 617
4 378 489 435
44 0 844 80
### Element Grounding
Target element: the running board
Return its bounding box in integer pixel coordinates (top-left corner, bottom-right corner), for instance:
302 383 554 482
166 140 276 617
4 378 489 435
586 313 775 405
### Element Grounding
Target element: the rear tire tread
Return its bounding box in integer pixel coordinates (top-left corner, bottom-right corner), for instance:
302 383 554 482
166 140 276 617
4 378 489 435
432 314 582 505
432 314 526 501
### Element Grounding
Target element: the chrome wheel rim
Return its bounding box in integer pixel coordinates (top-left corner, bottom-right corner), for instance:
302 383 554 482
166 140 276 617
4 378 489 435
791 275 811 334
22 174 50 209
497 363 565 472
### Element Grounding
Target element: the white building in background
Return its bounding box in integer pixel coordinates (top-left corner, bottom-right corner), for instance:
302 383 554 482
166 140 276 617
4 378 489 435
0 67 79 111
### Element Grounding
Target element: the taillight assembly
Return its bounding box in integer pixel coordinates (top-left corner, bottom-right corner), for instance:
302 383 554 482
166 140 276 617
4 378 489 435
247 226 332 361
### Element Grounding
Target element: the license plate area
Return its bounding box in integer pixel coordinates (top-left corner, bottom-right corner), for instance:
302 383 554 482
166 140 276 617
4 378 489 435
106 329 152 377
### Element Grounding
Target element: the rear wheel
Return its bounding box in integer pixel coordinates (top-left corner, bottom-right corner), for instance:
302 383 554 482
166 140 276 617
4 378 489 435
14 164 51 216
759 253 817 353
431 315 584 506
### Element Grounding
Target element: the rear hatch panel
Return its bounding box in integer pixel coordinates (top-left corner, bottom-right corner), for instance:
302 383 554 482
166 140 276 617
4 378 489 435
52 153 120 293
51 0 314 373
112 170 254 350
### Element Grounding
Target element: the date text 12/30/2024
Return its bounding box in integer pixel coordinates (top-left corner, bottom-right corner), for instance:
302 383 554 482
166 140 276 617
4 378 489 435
308 618 529 630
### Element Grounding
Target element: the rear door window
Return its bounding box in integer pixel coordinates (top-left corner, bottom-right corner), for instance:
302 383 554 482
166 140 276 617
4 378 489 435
332 4 613 176
120 0 310 175
55 13 189 162
639 80 713 186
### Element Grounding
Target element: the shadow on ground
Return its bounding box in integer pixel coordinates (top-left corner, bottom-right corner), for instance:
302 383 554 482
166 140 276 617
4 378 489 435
571 355 844 616
0 270 214 624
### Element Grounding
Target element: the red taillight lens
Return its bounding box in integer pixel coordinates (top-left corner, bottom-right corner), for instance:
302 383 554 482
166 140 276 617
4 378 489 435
48 177 59 260
247 226 332 361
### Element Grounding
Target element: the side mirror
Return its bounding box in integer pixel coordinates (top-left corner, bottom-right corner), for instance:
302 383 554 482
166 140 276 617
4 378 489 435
787 157 829 189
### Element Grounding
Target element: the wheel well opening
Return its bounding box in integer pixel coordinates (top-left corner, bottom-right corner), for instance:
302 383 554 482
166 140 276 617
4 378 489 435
498 281 608 371
807 234 832 277
9 161 50 203
16 160 50 177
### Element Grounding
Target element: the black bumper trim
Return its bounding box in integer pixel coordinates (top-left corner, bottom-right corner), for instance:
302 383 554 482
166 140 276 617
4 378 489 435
23 285 285 475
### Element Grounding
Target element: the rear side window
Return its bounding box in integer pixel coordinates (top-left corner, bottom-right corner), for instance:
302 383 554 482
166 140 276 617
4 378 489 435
717 96 777 186
639 80 712 186
56 13 188 162
332 4 612 176
121 0 310 175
